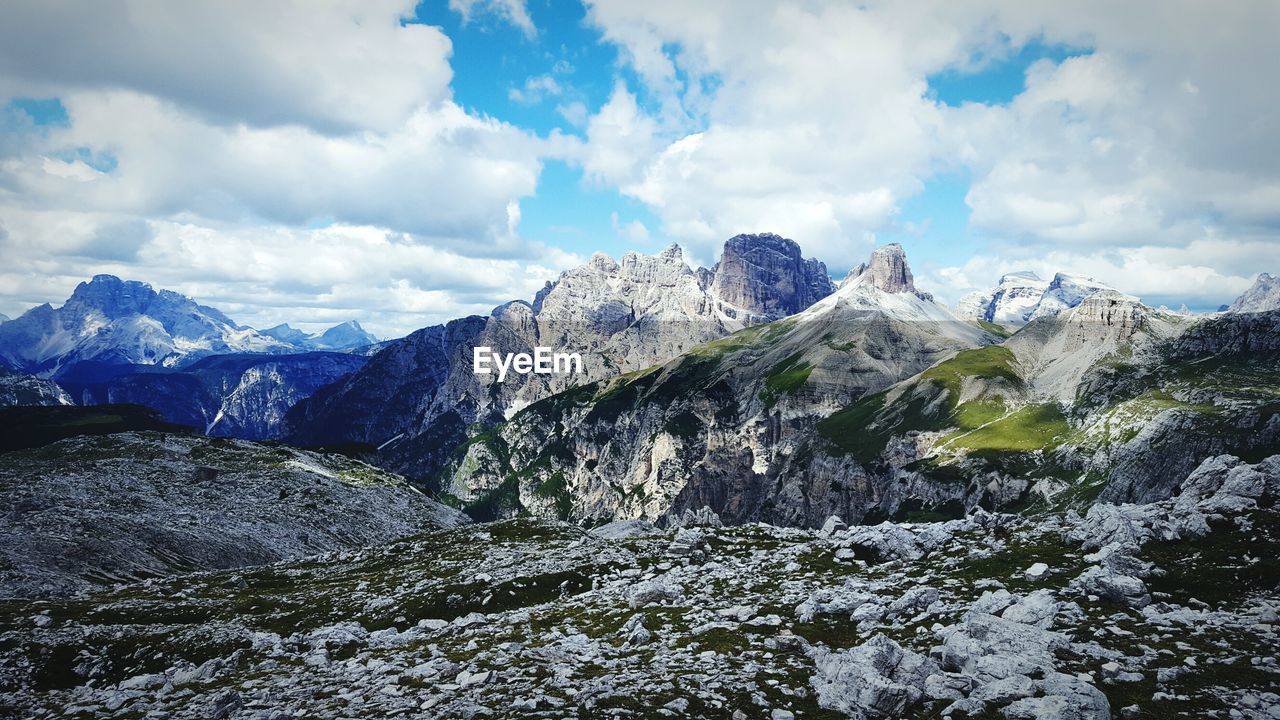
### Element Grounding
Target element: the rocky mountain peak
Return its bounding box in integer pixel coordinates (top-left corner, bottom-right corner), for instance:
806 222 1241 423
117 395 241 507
844 244 917 294
588 252 619 274
1227 271 1280 313
710 232 834 320
314 320 378 349
841 244 933 302
865 243 914 293
66 274 158 316
262 323 310 344
659 242 684 260
1052 290 1149 358
960 269 1116 327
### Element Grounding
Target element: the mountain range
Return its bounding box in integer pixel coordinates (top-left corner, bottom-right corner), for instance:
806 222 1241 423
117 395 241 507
956 271 1118 328
1 236 1275 516
0 275 378 380
283 233 837 479
0 233 1277 719
434 244 1279 527
0 276 382 439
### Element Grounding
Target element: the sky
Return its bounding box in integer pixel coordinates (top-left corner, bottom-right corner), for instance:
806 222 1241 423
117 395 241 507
0 0 1277 337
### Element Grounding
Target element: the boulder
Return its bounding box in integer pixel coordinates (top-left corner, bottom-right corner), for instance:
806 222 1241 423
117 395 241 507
810 634 939 717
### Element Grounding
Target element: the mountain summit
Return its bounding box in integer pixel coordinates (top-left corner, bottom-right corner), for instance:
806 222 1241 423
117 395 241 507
958 270 1115 327
265 320 379 351
286 233 836 480
0 275 290 378
708 233 834 321
842 243 928 297
1227 272 1280 313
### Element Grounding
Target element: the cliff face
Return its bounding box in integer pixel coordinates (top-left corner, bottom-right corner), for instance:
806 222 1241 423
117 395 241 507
439 244 1001 525
436 238 1278 529
285 234 836 481
709 233 835 322
1228 272 1280 313
64 352 370 440
0 369 73 407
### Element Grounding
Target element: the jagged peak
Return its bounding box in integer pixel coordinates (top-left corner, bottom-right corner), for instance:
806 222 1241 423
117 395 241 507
490 299 533 319
659 242 684 260
723 232 798 254
72 274 153 296
861 243 916 294
588 252 619 273
1226 270 1280 313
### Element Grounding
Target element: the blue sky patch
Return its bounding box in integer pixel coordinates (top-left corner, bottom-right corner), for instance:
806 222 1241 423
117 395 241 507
927 38 1088 107
5 97 70 127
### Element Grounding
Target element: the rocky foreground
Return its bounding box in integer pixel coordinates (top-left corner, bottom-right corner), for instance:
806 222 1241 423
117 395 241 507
0 432 468 598
1 454 1277 719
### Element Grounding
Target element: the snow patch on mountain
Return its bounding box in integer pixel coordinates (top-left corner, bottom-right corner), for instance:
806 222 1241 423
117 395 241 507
0 275 292 377
0 369 73 407
264 320 379 351
958 271 1116 327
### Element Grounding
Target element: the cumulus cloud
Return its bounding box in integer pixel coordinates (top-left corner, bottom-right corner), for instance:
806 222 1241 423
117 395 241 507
0 0 575 334
0 1 452 133
581 0 1279 302
580 0 962 267
2 89 546 254
448 0 536 39
610 212 650 244
509 75 563 105
0 211 581 336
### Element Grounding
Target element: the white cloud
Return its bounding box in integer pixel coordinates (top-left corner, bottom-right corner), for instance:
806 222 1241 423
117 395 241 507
0 1 452 134
1 89 547 256
556 101 589 128
918 238 1265 311
580 0 960 267
0 210 582 336
580 0 1280 297
610 212 650 245
508 75 562 105
448 0 536 39
0 0 574 334
582 82 661 187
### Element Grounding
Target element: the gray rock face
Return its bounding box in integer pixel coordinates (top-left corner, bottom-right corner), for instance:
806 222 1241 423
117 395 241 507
0 432 468 598
709 233 835 322
287 235 835 482
810 634 939 717
1227 272 1280 313
843 243 931 300
442 243 995 525
0 369 73 407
